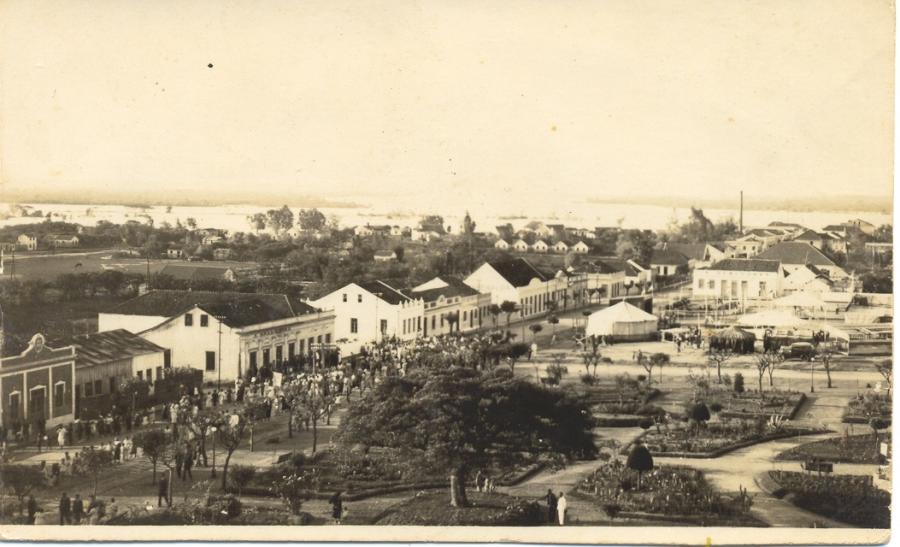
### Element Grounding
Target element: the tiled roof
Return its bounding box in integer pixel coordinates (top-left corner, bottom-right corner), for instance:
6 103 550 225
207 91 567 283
406 276 480 303
666 243 708 261
107 290 318 328
357 280 412 305
651 249 689 265
756 242 837 267
488 258 550 287
792 229 823 241
56 329 165 369
706 259 781 273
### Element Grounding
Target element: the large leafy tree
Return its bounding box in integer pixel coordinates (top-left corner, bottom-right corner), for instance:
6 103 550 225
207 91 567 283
339 367 597 507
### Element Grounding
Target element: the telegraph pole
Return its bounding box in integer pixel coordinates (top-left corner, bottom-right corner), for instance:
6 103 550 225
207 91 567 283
739 190 744 233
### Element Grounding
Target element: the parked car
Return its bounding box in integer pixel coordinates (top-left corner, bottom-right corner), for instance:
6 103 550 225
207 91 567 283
781 342 815 361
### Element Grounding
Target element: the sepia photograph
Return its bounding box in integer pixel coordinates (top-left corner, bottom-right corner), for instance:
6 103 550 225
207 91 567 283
0 0 894 544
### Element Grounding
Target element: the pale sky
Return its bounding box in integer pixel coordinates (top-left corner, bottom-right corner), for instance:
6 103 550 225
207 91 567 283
0 0 894 204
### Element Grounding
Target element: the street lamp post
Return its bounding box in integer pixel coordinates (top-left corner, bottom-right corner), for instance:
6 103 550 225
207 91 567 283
216 316 224 391
810 359 815 393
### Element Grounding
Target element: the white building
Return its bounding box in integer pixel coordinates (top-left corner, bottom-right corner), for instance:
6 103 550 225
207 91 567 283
512 239 529 252
756 242 848 279
552 241 569 254
99 290 335 382
494 239 511 251
692 259 784 301
406 276 492 336
464 258 566 319
532 240 550 253
571 241 591 254
17 234 37 251
310 280 424 356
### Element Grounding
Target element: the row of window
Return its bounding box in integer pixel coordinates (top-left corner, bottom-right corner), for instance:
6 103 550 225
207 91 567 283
184 313 210 327
6 382 68 421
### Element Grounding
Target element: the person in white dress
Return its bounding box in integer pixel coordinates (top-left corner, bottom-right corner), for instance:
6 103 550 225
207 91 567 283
556 492 567 525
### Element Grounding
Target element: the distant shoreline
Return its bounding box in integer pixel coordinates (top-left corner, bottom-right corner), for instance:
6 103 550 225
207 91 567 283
587 195 892 215
0 190 364 210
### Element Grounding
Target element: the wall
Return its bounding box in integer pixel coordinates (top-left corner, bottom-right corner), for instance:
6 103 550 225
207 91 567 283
464 265 519 306
238 312 335 375
693 269 782 300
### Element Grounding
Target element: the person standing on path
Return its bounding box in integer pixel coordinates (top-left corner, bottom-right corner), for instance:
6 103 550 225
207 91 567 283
556 492 567 526
183 450 194 481
329 491 343 525
544 489 557 524
158 475 171 508
26 495 38 524
72 494 84 524
58 492 71 525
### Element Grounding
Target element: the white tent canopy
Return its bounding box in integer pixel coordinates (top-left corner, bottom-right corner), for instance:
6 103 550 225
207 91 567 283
736 309 806 328
585 301 658 339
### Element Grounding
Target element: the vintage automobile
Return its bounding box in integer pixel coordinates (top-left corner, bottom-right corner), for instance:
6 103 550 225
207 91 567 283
781 342 815 361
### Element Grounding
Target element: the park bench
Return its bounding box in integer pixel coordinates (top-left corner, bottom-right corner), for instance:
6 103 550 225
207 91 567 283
802 460 834 475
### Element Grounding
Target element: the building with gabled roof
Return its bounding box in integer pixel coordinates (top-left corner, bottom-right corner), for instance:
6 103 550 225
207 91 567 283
650 249 689 277
693 258 784 301
464 258 566 318
756 241 847 279
54 329 166 418
311 280 423 355
158 264 237 283
99 290 334 382
406 276 491 336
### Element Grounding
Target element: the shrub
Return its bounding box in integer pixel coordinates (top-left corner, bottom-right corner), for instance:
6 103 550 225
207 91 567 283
709 402 723 413
604 503 621 520
635 404 665 417
639 419 652 430
229 465 257 497
580 374 598 386
733 373 745 393
636 374 647 383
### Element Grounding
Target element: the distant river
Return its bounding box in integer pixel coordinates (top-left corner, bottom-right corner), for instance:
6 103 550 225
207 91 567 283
0 199 891 234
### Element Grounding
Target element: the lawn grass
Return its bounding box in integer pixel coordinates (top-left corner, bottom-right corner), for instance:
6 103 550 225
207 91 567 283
375 490 543 525
775 433 890 464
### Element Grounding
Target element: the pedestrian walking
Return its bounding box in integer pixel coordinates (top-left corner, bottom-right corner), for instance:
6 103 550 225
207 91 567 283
174 450 184 479
57 426 67 449
72 494 84 524
183 451 194 481
556 492 567 525
157 475 171 507
26 495 38 524
544 489 557 524
329 491 343 524
59 492 71 525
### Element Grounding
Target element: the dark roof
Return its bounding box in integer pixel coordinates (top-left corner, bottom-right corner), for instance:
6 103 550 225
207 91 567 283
666 243 708 261
357 280 411 305
745 228 778 237
792 229 823 242
107 290 318 328
756 242 837 267
651 249 689 265
822 224 847 232
579 258 632 276
706 259 781 273
488 258 549 287
56 329 165 369
159 264 233 282
406 276 480 303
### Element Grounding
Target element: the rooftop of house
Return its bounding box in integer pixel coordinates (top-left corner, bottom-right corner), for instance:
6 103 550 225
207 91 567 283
665 243 709 261
756 242 837 267
822 224 848 232
706 258 781 273
357 280 412 305
373 249 396 257
55 329 165 369
406 276 480 303
487 257 551 287
106 290 318 328
792 229 824 242
650 249 689 265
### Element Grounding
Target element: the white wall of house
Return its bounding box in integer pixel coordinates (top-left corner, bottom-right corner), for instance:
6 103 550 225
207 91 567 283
312 284 423 355
236 313 335 375
132 350 166 382
693 269 783 300
464 265 520 306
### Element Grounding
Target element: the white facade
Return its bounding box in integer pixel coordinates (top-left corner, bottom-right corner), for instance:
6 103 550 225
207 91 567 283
17 234 37 251
693 267 783 301
532 240 549 253
494 239 510 250
552 241 569 253
311 283 424 356
572 241 590 254
512 239 529 252
100 306 335 382
464 262 567 319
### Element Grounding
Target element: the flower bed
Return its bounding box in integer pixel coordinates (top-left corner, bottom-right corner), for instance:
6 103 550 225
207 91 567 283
640 421 823 457
768 471 890 528
775 433 890 464
842 393 892 424
577 462 757 525
235 449 542 501
716 391 806 420
375 490 543 526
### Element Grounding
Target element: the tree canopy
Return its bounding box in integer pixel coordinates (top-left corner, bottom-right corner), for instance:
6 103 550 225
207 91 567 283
338 367 596 506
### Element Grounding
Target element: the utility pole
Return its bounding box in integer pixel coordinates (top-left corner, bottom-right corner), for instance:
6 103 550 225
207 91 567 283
739 190 744 233
217 317 223 391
